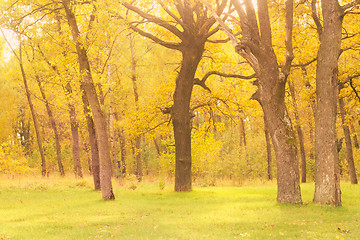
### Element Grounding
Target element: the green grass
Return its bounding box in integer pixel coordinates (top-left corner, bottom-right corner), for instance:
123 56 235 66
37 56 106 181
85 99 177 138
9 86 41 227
0 176 359 239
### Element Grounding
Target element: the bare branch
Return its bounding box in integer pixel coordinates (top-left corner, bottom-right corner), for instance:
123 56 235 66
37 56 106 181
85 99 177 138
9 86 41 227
348 74 360 102
292 57 317 67
311 0 323 36
342 0 360 11
194 78 211 93
156 0 184 27
123 2 184 40
201 71 256 82
127 23 181 50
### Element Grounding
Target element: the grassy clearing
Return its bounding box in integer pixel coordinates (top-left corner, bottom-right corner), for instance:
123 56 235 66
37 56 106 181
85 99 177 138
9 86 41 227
0 176 359 239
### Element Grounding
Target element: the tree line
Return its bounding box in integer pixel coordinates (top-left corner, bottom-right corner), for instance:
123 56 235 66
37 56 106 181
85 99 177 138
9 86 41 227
0 0 359 206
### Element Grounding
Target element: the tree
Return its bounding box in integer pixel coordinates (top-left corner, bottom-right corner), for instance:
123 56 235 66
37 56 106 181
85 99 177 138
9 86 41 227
312 0 359 206
288 79 307 183
209 0 302 203
338 87 358 184
123 0 229 191
62 0 114 200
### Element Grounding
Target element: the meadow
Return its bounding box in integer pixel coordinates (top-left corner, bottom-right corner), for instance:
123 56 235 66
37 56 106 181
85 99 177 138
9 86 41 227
0 176 359 239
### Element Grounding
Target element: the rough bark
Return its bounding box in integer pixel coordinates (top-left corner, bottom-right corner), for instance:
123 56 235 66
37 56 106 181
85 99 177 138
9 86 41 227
313 0 342 206
35 75 65 176
339 96 358 184
19 45 46 176
256 56 301 203
288 80 307 183
63 0 114 200
264 116 273 181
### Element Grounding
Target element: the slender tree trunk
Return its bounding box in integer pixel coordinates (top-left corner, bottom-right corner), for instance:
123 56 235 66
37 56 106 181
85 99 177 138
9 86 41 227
313 0 342 206
65 83 83 178
350 124 359 149
119 126 127 175
81 84 100 190
288 80 307 183
239 117 247 147
172 47 204 192
153 137 162 156
339 96 358 184
19 45 46 176
108 66 117 173
35 76 65 176
63 0 114 200
264 116 273 181
130 35 142 182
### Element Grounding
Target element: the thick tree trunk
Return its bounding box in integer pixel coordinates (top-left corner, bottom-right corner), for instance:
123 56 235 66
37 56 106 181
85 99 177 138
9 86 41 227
256 53 302 204
35 76 65 176
264 116 273 181
173 47 203 192
339 96 358 184
81 84 100 190
288 80 307 183
19 49 46 176
313 0 342 206
63 0 114 200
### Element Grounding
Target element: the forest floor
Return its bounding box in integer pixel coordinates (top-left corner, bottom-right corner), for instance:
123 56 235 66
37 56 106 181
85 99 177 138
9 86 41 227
0 175 359 240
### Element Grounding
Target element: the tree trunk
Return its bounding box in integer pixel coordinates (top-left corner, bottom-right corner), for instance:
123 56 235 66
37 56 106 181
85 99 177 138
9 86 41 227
256 53 302 204
339 96 358 184
288 80 307 183
350 124 359 149
313 0 342 206
264 116 273 181
65 83 83 178
119 126 127 175
63 0 114 200
173 47 204 192
108 68 117 174
130 35 142 182
19 45 46 176
81 84 100 190
35 75 65 176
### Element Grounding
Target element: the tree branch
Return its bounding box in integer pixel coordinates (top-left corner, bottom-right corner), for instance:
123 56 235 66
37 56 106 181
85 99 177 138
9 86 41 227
291 57 317 67
349 74 360 102
127 23 181 50
311 0 323 36
123 2 184 40
342 0 360 11
282 0 295 77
